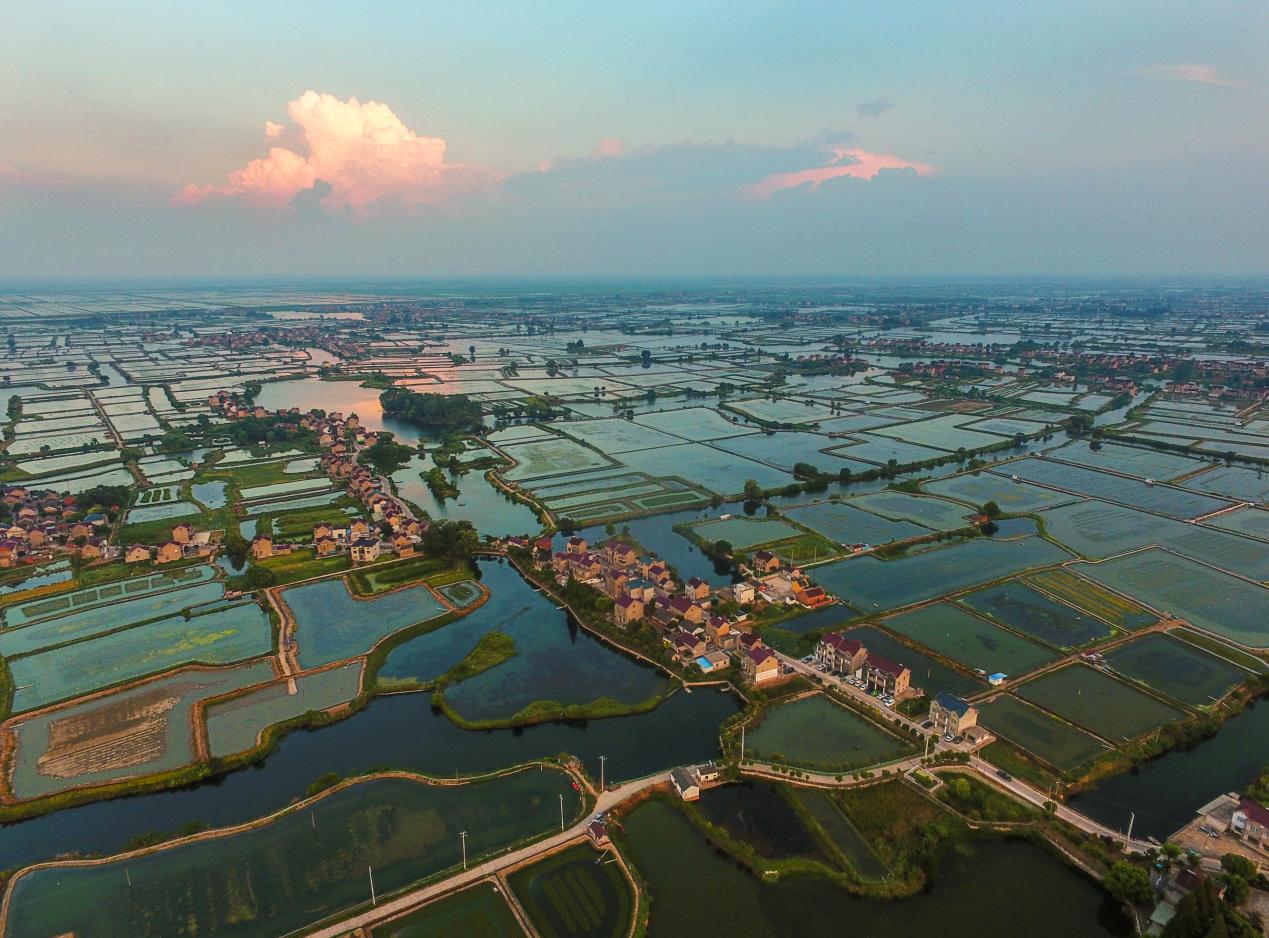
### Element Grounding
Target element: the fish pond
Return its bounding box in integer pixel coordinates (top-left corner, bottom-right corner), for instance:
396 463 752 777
4 771 582 938
745 694 911 771
508 843 634 938
620 799 1131 937
285 576 447 669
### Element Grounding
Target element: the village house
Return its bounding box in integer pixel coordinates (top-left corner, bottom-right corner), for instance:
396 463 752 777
155 541 184 564
670 766 701 801
613 594 644 626
566 535 587 553
673 629 708 660
697 650 730 673
928 693 979 737
742 645 781 685
817 632 868 678
669 596 704 624
251 535 274 560
1232 798 1269 854
125 544 153 563
78 538 105 560
391 533 415 557
350 537 381 563
752 550 781 573
792 581 830 608
684 577 710 601
705 615 738 650
171 522 195 544
603 539 637 567
315 535 339 557
732 581 756 604
865 654 911 697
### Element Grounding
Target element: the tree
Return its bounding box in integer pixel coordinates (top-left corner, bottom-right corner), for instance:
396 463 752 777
1221 854 1256 881
742 479 763 502
242 566 277 590
1103 862 1154 906
356 433 414 475
981 500 1002 518
1223 874 1250 907
379 387 481 430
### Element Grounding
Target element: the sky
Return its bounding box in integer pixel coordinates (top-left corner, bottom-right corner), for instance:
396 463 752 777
1 1 1266 280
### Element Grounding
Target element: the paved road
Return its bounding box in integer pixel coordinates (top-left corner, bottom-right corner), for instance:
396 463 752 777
964 756 1153 852
306 771 670 938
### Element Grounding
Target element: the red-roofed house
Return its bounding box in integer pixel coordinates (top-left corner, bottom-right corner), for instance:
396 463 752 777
742 646 781 685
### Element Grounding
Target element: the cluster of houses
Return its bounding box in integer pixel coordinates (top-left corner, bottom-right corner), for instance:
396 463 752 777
816 631 915 700
0 486 117 567
521 533 789 686
207 391 428 564
124 520 219 565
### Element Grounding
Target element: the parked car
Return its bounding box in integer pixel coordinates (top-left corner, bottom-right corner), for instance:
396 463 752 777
996 770 1012 781
921 720 934 729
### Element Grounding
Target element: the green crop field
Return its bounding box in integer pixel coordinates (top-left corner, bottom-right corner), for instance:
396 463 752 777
881 602 1060 677
508 843 633 938
1103 633 1251 707
1014 665 1188 742
976 695 1108 771
746 694 911 771
960 580 1113 649
373 883 526 937
1024 569 1156 631
4 771 582 938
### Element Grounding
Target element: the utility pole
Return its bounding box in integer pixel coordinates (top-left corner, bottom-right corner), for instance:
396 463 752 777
1126 812 1135 845
368 866 377 907
460 831 468 870
599 755 607 790
559 794 565 831
740 724 746 761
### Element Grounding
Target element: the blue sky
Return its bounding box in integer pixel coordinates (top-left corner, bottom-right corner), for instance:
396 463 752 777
1 1 1265 278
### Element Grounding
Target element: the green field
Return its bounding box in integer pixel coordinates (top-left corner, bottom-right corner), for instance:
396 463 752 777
882 602 1060 677
4 771 582 938
790 787 888 879
508 843 633 938
374 884 526 937
976 695 1108 771
960 580 1113 649
746 694 911 770
1015 665 1188 742
690 515 803 549
1076 549 1269 649
3 564 216 628
1103 633 1251 707
1024 569 1156 631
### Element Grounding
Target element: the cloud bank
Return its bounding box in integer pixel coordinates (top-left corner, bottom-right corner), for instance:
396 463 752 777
743 147 934 200
1140 64 1246 87
175 91 498 214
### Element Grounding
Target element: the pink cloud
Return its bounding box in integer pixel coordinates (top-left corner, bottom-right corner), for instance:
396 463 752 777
592 137 629 158
1140 64 1246 87
175 91 499 214
744 147 934 200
